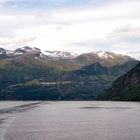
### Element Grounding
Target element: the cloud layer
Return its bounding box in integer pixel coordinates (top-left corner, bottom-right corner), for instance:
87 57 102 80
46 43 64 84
0 0 140 59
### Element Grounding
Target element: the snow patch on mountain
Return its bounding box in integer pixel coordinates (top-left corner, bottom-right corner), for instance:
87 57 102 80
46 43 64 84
94 51 117 59
14 46 41 55
43 51 78 58
96 51 106 58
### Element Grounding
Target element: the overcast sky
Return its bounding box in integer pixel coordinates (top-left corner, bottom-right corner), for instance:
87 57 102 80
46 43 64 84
0 0 140 59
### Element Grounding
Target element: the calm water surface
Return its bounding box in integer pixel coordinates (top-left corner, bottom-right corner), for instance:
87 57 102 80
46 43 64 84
0 101 140 140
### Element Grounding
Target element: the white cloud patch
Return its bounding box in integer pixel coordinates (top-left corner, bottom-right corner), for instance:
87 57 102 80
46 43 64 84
0 36 36 49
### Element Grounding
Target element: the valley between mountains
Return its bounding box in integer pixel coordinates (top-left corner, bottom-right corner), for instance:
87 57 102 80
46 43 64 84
0 46 139 100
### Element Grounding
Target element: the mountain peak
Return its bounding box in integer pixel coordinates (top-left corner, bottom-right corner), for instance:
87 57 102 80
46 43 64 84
93 51 130 59
0 47 13 56
14 46 41 55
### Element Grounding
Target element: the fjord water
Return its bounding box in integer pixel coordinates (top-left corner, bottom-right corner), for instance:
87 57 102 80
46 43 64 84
0 101 140 140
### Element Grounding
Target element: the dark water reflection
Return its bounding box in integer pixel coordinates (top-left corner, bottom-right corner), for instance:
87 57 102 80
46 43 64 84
0 101 140 140
81 106 132 109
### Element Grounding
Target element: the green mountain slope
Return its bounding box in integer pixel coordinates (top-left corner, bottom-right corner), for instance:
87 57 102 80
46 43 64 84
0 60 138 100
98 62 140 101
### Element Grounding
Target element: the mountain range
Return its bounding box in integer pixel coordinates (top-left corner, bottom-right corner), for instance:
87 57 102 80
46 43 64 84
0 46 139 100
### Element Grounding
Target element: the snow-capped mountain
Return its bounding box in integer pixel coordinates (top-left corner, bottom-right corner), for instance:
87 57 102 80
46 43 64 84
0 48 13 56
75 50 135 67
0 46 77 59
43 51 78 59
14 46 41 55
95 51 114 58
0 46 42 56
94 51 127 59
0 46 135 67
13 47 78 59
